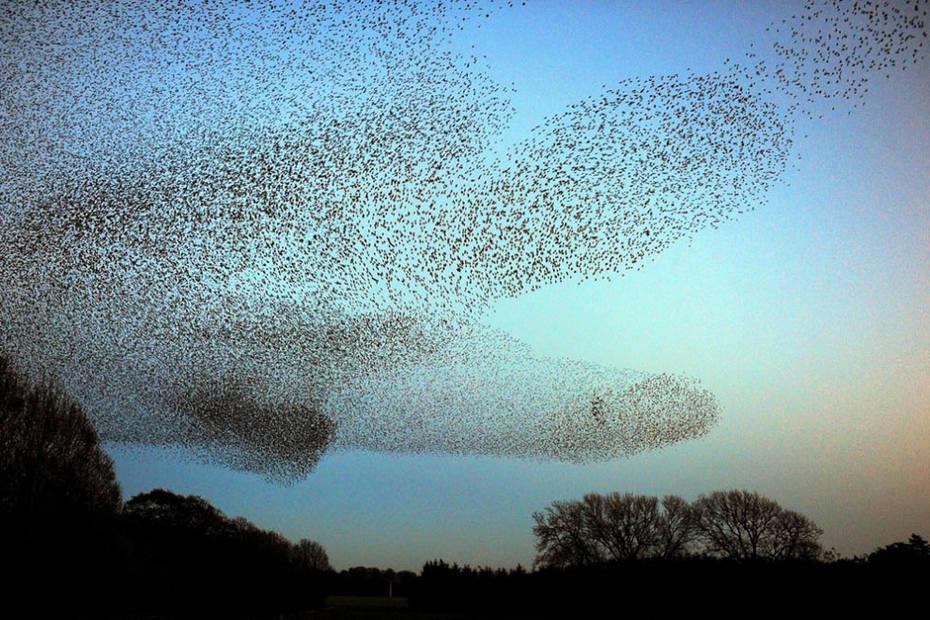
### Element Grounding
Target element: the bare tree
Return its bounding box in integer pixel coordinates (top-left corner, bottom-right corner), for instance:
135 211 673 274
532 500 603 568
694 490 821 560
771 509 823 560
295 538 332 572
655 495 697 559
534 492 694 566
585 493 661 561
534 489 821 566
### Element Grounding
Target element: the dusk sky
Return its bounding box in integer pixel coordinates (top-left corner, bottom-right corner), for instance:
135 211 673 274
2 1 927 571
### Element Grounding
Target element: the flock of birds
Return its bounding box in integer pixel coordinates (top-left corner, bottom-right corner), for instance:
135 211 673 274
0 0 925 481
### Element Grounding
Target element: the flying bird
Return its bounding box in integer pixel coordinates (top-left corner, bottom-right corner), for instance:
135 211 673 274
0 0 925 480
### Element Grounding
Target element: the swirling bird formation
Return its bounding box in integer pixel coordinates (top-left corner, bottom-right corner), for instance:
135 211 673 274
0 0 925 480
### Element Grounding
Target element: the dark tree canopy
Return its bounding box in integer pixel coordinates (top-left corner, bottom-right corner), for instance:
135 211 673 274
295 538 333 572
693 489 823 561
869 533 930 565
656 494 698 560
118 488 329 615
532 492 698 568
533 489 822 567
532 499 602 568
123 488 330 571
124 488 232 534
1 358 331 616
0 354 121 519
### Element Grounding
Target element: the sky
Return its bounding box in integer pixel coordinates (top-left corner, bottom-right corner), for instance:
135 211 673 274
3 0 927 571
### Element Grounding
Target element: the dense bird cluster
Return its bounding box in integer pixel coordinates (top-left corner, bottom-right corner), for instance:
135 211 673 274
0 0 925 480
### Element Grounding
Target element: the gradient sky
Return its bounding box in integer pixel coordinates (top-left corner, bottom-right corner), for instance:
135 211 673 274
105 0 929 571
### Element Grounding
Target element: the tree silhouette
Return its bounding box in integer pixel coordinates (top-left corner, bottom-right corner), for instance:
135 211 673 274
869 533 930 566
120 488 327 614
0 354 121 520
909 534 930 557
693 489 822 560
1 354 125 616
771 508 823 560
581 492 661 561
295 538 332 572
655 494 698 559
124 488 231 534
532 499 603 568
533 489 819 566
533 492 700 566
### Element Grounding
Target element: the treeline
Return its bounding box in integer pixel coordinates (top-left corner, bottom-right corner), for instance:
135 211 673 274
407 489 930 617
324 566 418 598
4 489 329 617
116 489 329 616
411 535 930 617
0 355 328 618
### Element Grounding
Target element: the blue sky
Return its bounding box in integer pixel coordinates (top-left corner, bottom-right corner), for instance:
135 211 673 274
93 0 930 569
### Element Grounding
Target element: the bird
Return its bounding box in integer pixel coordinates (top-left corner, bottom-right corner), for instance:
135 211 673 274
0 0 925 481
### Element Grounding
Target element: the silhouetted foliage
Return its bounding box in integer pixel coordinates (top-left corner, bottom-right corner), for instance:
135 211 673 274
532 492 698 567
327 566 417 597
412 559 537 615
295 537 333 572
119 489 327 616
657 494 698 559
693 489 822 560
1 353 330 617
2 354 125 615
770 506 824 560
533 489 821 570
532 499 602 568
5 340 922 617
410 557 888 617
582 492 661 560
124 488 230 532
869 533 930 566
0 354 121 520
